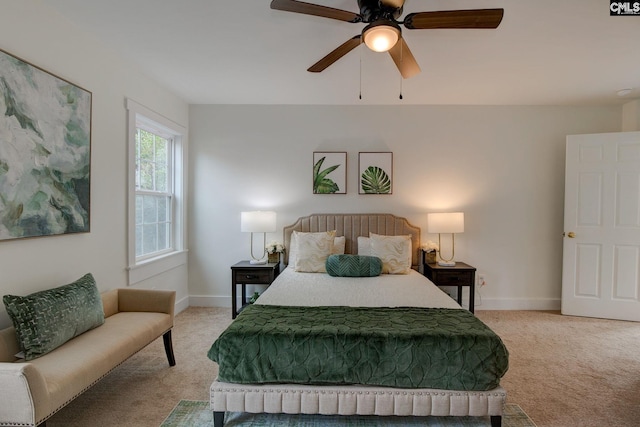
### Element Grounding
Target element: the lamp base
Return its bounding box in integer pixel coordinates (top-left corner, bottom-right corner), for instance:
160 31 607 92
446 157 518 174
249 259 267 265
438 260 456 267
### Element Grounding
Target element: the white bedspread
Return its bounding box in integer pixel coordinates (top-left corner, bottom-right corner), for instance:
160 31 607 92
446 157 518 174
256 267 461 309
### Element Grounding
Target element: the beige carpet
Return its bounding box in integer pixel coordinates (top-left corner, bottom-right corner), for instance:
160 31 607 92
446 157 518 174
45 308 640 427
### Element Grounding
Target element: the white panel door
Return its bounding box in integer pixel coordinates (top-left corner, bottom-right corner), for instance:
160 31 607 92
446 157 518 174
562 131 640 321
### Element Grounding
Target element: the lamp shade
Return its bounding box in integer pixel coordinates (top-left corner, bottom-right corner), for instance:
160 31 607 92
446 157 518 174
427 212 464 234
241 211 276 233
363 22 400 53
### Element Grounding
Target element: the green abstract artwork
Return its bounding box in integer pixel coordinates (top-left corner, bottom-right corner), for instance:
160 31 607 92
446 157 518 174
0 49 91 240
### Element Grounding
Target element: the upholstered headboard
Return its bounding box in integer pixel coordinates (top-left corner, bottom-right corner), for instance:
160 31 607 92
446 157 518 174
283 213 421 269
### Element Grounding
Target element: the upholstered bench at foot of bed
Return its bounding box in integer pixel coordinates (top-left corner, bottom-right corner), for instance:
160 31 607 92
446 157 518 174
210 380 506 427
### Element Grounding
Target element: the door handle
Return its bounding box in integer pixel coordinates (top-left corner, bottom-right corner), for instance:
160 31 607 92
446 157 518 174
563 232 576 238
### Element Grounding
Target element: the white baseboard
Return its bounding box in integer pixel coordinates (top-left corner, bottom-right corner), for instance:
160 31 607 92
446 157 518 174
188 295 230 308
174 294 191 314
474 297 561 311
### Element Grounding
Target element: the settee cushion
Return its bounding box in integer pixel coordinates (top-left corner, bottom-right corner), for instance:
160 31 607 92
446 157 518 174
3 273 104 360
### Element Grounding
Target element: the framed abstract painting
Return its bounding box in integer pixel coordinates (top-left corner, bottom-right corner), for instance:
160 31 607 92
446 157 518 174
0 49 92 241
358 152 393 194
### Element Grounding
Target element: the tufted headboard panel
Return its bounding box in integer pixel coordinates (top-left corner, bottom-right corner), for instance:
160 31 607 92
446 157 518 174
283 213 421 269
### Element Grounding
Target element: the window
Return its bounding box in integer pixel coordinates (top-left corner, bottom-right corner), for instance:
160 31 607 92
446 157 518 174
135 128 172 258
127 99 187 284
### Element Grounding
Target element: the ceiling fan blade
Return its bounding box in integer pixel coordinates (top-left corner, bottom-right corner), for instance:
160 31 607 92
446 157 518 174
308 35 362 73
403 9 504 29
270 0 360 23
388 37 420 79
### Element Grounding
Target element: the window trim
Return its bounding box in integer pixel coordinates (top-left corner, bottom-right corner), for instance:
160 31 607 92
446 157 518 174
126 99 188 285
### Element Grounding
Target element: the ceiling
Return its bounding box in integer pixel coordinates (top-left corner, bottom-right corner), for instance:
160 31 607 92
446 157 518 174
45 0 640 106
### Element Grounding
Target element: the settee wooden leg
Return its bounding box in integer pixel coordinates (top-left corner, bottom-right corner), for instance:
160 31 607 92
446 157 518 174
163 330 176 366
490 415 502 427
213 411 224 427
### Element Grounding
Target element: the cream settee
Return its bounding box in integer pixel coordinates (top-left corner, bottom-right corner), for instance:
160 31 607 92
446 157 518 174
0 287 176 427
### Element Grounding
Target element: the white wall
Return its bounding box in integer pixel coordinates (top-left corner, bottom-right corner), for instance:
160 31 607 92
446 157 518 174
0 0 189 328
188 104 621 310
0 3 630 326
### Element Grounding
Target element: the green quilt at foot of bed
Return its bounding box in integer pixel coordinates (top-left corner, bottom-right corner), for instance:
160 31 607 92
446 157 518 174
208 305 509 391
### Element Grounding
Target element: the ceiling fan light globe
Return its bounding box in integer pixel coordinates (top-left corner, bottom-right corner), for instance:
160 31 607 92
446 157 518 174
363 24 400 53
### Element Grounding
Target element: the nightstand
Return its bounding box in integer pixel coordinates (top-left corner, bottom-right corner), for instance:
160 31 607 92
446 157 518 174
231 261 280 319
422 253 476 313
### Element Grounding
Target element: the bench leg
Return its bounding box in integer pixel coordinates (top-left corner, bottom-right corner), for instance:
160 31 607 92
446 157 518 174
213 411 224 427
163 330 176 366
491 415 502 427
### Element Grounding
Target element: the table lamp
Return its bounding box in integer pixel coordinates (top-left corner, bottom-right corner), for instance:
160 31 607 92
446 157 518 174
427 212 464 267
241 211 277 264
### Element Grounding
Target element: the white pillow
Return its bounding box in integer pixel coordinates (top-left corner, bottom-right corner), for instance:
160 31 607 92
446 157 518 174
292 230 336 272
357 236 371 256
289 233 344 266
369 233 412 274
333 235 346 255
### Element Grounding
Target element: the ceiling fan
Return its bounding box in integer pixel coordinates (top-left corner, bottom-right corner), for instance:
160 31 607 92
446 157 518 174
270 0 504 79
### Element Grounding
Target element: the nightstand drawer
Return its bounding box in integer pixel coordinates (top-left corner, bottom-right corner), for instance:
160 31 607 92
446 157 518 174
233 269 273 284
433 271 474 286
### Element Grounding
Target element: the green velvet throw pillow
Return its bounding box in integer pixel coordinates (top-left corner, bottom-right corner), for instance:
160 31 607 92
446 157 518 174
3 273 105 360
325 254 383 277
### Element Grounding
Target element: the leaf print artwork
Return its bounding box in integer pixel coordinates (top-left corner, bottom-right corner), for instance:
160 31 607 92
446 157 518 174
313 156 341 194
358 152 392 195
361 166 391 194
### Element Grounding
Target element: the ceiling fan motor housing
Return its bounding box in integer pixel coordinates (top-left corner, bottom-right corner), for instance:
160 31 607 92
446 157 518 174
358 0 403 22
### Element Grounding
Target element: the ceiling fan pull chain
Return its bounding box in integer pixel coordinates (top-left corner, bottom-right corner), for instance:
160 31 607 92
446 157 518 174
399 39 403 99
359 45 363 100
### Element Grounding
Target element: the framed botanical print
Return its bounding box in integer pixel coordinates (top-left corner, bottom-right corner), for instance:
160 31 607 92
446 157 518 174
0 49 92 241
313 152 347 194
358 152 393 194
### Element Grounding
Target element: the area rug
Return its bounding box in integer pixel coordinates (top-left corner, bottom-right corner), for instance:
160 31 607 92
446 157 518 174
160 400 537 427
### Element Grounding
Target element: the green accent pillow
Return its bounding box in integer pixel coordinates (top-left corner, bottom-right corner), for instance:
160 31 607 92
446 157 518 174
325 254 383 277
3 273 105 360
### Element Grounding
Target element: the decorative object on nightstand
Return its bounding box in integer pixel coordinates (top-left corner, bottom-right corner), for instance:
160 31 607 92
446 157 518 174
427 212 464 267
421 240 439 264
241 211 277 264
249 291 260 304
266 240 284 264
231 261 280 319
422 257 477 313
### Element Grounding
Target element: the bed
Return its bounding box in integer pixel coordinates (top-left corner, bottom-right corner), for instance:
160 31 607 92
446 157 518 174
208 213 508 427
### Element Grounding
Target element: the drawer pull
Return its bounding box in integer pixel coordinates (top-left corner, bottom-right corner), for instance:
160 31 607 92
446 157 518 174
245 275 258 280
